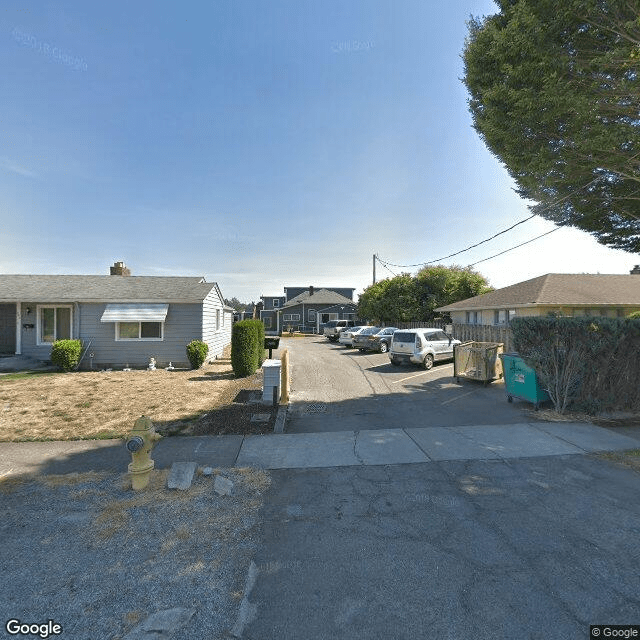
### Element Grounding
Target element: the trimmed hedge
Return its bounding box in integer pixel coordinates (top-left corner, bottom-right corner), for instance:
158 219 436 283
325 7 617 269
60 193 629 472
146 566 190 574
186 340 209 369
231 319 266 377
50 339 83 372
511 316 640 414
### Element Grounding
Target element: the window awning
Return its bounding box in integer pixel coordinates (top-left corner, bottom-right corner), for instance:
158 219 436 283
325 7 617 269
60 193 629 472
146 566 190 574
100 304 169 323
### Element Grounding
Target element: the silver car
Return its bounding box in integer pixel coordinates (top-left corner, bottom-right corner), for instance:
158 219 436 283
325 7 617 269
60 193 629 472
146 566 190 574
389 328 461 369
339 326 368 348
352 326 382 351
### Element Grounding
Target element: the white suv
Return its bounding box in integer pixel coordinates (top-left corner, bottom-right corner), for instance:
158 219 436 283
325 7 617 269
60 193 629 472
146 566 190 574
389 328 460 370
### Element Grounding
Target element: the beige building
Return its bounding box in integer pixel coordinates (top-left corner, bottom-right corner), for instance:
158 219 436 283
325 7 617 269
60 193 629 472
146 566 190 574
437 268 640 325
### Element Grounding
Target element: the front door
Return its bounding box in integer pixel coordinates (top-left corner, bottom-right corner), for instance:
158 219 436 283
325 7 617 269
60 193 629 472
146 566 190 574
0 304 16 354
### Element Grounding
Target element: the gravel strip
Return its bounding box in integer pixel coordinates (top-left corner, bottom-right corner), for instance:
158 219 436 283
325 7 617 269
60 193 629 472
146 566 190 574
0 466 271 639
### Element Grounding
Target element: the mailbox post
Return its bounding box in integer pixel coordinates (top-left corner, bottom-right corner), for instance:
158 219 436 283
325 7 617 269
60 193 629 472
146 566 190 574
264 336 280 359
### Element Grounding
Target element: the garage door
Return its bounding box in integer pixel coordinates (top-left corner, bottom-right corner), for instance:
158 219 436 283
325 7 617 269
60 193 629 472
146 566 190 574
0 304 16 354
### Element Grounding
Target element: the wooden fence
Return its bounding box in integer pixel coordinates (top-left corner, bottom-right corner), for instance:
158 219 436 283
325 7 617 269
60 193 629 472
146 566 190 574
451 324 513 352
394 320 448 330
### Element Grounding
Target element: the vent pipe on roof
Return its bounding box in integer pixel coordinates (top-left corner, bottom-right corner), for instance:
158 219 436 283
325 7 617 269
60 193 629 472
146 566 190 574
110 261 131 276
631 265 640 275
309 286 314 296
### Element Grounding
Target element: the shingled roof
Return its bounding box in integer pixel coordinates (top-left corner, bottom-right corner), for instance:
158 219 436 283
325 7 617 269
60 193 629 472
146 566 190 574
437 273 640 311
0 275 219 303
281 288 356 308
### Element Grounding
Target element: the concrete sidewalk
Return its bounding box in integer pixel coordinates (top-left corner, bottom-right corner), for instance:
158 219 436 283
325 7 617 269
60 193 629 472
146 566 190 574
1 421 638 477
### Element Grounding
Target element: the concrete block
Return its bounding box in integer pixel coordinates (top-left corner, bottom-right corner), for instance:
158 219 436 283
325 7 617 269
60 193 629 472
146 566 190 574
214 474 234 496
262 384 280 404
405 427 503 461
236 431 360 469
166 462 197 490
273 405 288 433
532 422 640 453
355 429 429 465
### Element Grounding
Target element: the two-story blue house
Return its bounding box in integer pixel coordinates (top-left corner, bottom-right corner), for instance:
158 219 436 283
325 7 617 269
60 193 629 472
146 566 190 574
260 286 357 334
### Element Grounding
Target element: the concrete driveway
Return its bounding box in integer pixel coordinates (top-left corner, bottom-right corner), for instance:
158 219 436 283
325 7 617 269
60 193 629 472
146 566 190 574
283 336 551 433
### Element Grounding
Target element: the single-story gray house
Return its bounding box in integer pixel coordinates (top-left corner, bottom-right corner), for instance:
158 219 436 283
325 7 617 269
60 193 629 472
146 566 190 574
0 262 233 368
436 269 640 324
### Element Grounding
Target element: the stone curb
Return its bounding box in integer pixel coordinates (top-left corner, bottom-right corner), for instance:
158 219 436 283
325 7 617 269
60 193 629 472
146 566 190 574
273 404 288 434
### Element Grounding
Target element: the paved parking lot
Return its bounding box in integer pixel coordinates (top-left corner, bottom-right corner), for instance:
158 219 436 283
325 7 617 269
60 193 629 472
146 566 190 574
282 336 541 433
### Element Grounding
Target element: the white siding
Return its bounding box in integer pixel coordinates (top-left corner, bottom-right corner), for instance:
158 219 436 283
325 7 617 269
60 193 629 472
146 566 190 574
202 288 232 360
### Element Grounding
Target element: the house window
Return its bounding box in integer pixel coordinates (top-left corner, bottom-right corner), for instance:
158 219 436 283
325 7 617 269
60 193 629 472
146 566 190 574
263 317 272 328
508 310 516 323
283 314 300 322
216 309 221 330
466 311 479 325
116 322 163 341
345 312 355 319
37 306 72 345
493 310 507 325
308 309 317 322
273 299 280 308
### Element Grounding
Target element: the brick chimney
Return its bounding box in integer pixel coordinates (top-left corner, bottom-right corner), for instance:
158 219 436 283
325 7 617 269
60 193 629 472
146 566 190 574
110 261 131 276
309 285 314 296
631 265 640 275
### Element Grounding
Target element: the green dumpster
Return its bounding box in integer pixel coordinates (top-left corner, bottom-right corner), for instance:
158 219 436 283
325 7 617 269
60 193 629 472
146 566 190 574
498 353 550 410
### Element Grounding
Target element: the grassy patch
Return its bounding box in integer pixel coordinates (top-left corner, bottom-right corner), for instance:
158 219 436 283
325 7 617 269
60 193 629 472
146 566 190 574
0 347 263 442
599 449 640 473
0 371 58 381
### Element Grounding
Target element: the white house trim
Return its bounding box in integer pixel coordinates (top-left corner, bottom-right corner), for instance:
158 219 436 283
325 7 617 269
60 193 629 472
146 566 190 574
114 321 165 341
16 302 21 355
36 304 73 346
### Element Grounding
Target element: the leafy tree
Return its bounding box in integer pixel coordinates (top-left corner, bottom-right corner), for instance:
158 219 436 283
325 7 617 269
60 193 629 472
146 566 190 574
224 297 254 312
414 265 493 319
357 265 491 323
463 0 640 252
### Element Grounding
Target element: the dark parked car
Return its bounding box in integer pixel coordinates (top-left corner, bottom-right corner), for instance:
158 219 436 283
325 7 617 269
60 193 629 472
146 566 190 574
351 326 381 351
364 327 399 353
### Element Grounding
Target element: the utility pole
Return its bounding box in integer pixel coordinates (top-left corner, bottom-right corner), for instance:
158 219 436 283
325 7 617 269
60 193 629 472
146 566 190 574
373 253 376 284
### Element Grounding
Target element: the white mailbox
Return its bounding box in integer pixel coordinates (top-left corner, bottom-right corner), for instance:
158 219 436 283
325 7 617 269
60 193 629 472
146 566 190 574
262 359 281 404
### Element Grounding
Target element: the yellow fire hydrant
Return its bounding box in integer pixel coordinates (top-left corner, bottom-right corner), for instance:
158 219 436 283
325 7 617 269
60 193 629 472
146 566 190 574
126 415 162 490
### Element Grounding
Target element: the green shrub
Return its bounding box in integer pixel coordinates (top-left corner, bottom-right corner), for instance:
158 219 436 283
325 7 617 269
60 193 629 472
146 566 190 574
186 340 209 369
628 311 640 319
254 318 266 366
50 339 83 372
511 316 640 414
231 319 265 377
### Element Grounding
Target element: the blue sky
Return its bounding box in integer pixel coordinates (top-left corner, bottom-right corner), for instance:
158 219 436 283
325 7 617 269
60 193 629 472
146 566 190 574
1 1 637 303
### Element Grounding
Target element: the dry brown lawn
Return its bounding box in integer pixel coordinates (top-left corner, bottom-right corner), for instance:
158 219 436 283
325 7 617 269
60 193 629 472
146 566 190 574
0 352 265 442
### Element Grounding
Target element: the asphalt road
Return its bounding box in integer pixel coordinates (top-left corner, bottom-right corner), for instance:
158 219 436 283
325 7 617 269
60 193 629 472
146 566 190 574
244 455 640 640
282 336 539 433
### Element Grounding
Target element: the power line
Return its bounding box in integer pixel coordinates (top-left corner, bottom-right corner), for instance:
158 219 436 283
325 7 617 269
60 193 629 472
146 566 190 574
377 214 537 268
468 228 561 266
379 261 397 277
376 177 602 270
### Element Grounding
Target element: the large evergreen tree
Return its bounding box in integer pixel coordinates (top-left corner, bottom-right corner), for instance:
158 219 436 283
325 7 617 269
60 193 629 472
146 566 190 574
463 0 640 252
